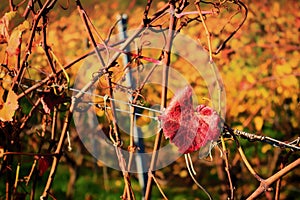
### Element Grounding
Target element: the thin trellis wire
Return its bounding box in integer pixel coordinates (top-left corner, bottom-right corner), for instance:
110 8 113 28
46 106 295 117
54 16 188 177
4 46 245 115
12 81 300 151
15 81 162 120
86 102 159 120
69 87 162 120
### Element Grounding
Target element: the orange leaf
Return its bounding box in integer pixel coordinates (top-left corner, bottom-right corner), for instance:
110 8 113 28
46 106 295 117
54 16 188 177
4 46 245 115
0 146 3 158
0 88 19 122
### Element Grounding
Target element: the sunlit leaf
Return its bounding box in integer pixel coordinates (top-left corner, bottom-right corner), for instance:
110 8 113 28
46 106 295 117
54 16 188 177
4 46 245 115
275 64 292 76
281 76 299 88
18 20 30 32
6 30 21 56
179 170 188 178
159 86 221 154
6 20 29 56
0 146 3 158
261 144 271 154
254 116 263 131
0 88 19 122
246 74 256 84
0 11 17 44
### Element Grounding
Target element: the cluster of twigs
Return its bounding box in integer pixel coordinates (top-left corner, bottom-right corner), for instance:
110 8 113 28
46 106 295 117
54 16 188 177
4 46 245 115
0 0 299 200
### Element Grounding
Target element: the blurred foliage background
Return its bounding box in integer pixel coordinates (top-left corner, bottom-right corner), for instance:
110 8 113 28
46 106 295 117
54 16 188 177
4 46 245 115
0 0 299 199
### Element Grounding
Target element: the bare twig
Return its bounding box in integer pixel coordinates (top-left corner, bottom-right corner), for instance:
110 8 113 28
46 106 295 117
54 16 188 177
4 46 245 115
9 0 15 11
148 171 168 199
224 123 263 181
40 101 73 199
44 8 173 199
51 107 58 141
185 154 212 200
17 40 125 99
23 0 34 18
76 1 136 199
76 0 105 67
220 137 234 199
12 0 56 91
144 1 177 199
11 0 58 92
195 0 213 62
42 14 56 73
233 129 300 152
143 0 153 25
19 98 41 130
274 150 292 200
247 158 300 200
214 0 248 54
3 152 58 157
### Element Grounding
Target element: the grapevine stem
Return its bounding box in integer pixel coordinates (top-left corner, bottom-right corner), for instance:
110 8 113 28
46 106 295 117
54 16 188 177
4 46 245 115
185 154 212 200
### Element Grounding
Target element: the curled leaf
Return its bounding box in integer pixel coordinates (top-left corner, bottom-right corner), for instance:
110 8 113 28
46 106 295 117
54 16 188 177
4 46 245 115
159 86 221 154
0 88 19 122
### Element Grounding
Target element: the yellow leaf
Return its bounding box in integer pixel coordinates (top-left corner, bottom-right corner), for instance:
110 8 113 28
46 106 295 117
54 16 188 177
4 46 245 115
0 89 19 122
18 20 30 32
233 125 244 131
237 104 246 113
281 76 299 88
4 11 17 21
261 144 271 153
179 170 188 178
246 74 256 84
136 111 151 126
276 86 283 94
254 116 263 131
288 59 298 69
115 180 122 187
291 118 298 128
275 64 292 76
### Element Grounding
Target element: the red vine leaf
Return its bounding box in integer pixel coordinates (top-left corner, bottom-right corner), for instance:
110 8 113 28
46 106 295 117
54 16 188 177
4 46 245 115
40 88 69 114
159 86 221 154
38 156 51 176
0 88 19 122
195 104 221 146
